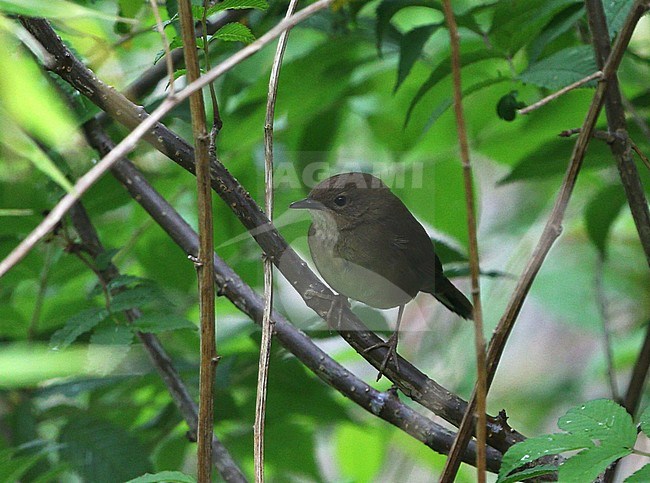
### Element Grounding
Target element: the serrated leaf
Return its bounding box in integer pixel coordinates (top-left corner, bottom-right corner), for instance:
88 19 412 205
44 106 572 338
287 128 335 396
126 471 196 483
207 0 269 15
498 432 593 482
395 24 438 92
558 399 637 447
585 184 626 258
50 307 110 350
110 284 167 312
406 47 504 124
559 444 631 482
132 314 196 334
604 0 635 39
639 405 650 437
213 22 255 44
519 45 598 90
498 464 558 483
626 463 650 482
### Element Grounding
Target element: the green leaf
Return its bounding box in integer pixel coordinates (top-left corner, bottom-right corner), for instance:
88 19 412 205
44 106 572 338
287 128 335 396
207 0 269 15
626 464 650 482
0 121 74 193
90 324 134 346
50 307 110 350
406 47 504 124
131 314 196 334
110 284 167 312
558 399 637 447
498 432 593 482
376 0 435 52
639 405 650 437
422 76 509 129
498 136 612 184
95 248 119 271
212 22 256 44
88 325 134 374
58 413 152 483
519 45 598 90
584 184 627 258
559 444 631 482
0 0 131 21
498 464 558 483
395 24 438 92
604 0 635 39
528 4 585 62
0 447 48 482
127 472 197 483
490 0 582 55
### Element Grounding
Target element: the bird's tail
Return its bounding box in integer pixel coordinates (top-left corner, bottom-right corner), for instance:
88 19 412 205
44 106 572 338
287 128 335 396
428 276 473 320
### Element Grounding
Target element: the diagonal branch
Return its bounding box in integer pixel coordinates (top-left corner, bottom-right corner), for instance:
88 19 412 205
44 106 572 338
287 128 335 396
20 15 528 453
438 1 649 479
81 118 505 472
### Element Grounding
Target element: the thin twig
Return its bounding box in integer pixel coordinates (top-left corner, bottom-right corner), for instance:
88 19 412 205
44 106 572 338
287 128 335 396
439 1 486 482
2 0 334 279
201 0 222 131
518 70 603 115
149 0 175 94
438 2 648 479
255 0 299 481
595 255 619 402
631 138 650 171
178 1 216 480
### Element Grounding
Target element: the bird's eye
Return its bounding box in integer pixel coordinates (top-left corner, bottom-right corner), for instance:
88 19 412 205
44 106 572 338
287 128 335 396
334 195 347 207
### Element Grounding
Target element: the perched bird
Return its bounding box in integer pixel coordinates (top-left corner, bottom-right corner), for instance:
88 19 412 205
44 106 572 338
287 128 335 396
290 172 472 379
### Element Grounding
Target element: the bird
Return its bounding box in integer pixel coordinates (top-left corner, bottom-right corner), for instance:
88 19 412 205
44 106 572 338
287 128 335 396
290 172 472 379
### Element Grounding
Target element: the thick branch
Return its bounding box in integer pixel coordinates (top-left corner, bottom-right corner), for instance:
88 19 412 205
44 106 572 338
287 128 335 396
81 118 504 472
21 16 527 453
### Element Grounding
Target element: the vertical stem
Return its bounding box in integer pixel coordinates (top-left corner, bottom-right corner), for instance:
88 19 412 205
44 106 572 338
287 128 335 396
177 1 216 481
255 2 300 481
439 1 486 481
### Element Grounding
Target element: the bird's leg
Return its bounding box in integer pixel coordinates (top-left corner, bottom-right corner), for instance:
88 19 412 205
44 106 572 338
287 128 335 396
364 305 405 381
304 289 350 330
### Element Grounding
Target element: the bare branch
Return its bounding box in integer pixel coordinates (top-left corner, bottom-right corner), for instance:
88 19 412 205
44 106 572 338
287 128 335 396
256 0 300 480
439 1 487 481
518 70 603 115
177 0 217 479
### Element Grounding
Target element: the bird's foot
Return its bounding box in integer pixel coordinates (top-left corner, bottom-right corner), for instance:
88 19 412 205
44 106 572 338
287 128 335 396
304 289 349 330
364 332 400 382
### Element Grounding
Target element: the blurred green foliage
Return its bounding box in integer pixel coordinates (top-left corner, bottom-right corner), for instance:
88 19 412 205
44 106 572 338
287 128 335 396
1 0 650 480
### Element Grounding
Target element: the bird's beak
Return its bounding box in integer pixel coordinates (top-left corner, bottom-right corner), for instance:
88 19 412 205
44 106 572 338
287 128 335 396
289 198 322 210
